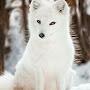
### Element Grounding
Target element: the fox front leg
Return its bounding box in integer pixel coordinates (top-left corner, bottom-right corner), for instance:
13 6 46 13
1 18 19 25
35 68 44 90
56 75 66 90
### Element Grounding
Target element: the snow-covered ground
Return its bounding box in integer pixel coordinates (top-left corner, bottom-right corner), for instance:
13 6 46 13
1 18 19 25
0 71 13 90
71 83 90 90
73 62 90 86
71 62 90 90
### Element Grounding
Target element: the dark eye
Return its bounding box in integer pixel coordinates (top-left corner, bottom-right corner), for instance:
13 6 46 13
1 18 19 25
59 9 63 12
37 20 41 24
54 0 57 1
29 0 32 4
49 22 56 25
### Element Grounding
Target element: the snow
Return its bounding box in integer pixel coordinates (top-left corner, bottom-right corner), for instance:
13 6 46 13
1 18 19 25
0 71 13 90
73 62 90 86
85 0 90 15
5 8 26 74
71 83 90 90
6 0 22 8
71 62 90 90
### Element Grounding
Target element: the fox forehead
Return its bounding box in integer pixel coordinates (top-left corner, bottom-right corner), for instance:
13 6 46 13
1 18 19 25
32 7 60 21
36 10 55 18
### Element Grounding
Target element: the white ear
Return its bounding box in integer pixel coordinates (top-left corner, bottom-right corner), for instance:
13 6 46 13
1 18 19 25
32 0 41 10
55 0 65 12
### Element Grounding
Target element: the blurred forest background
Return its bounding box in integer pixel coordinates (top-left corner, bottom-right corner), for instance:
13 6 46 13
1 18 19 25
0 0 90 80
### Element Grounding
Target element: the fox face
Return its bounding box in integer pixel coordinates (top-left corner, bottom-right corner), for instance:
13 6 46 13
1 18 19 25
28 0 70 39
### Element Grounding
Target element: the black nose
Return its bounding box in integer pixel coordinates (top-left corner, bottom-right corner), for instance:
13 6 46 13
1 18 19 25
39 33 45 38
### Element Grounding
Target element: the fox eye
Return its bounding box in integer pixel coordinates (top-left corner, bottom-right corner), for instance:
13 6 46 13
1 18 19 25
37 20 41 24
49 22 56 25
29 0 32 4
59 9 63 12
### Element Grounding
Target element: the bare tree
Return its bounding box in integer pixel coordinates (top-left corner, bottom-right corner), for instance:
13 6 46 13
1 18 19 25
78 0 90 61
65 0 88 64
70 0 90 64
22 0 30 43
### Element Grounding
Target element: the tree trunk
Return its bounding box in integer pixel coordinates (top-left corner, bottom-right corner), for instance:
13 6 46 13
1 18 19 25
78 0 90 61
70 0 90 64
22 0 30 43
0 0 6 74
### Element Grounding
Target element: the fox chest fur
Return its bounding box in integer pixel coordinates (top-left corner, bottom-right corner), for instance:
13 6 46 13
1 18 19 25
20 32 74 77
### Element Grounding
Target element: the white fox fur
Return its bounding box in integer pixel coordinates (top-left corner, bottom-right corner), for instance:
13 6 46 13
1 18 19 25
13 0 75 90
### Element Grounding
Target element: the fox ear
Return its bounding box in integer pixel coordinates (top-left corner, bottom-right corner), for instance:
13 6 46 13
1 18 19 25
55 0 65 13
32 0 41 10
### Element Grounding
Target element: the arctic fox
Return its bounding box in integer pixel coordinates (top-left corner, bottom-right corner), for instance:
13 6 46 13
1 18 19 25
13 0 75 90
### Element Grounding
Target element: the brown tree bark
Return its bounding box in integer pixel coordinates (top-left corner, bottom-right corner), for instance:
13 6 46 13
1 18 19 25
78 0 90 61
65 0 76 6
22 0 30 43
0 0 6 74
70 0 90 64
71 7 87 64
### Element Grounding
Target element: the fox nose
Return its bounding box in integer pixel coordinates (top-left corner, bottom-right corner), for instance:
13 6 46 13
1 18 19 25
39 33 45 38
